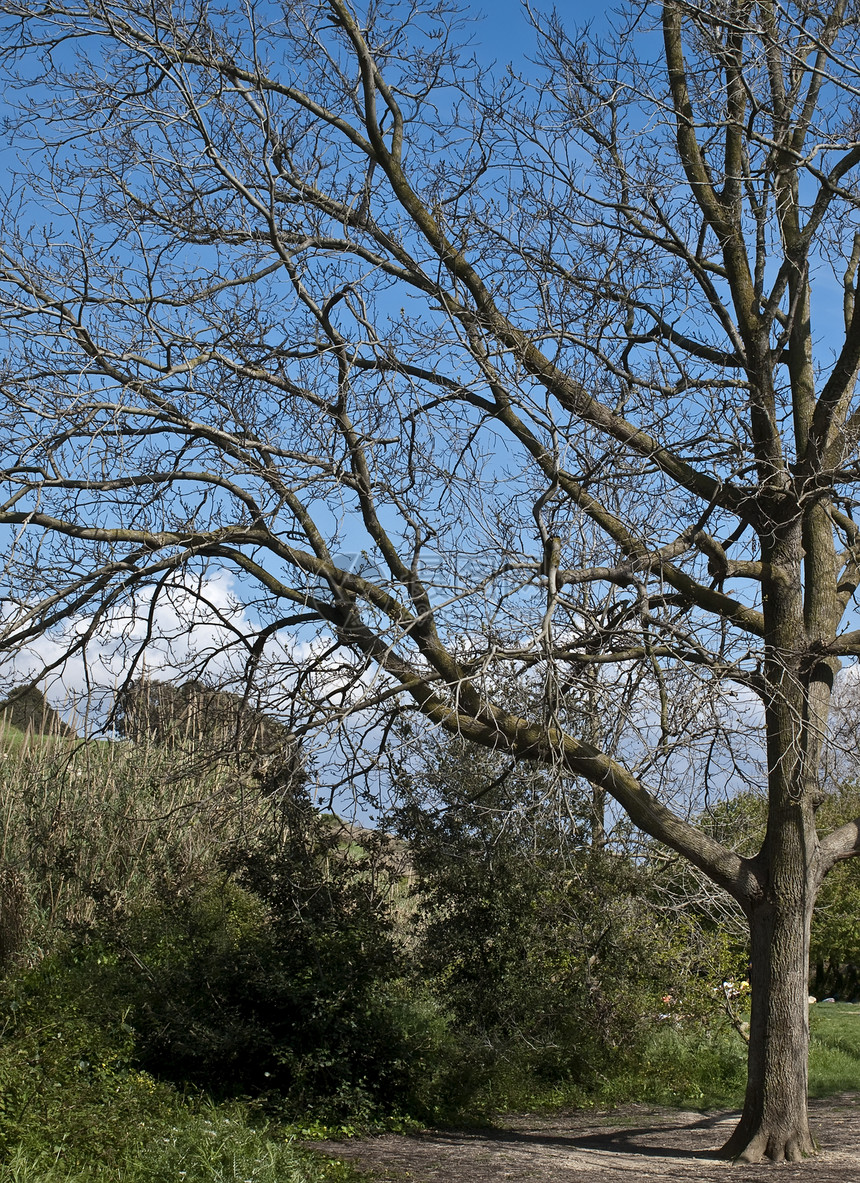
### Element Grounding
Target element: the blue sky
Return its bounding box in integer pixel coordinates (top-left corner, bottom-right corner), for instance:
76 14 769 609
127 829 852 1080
468 0 610 68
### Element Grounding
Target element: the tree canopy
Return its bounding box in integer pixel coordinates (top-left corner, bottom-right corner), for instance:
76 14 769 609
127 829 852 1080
0 686 75 738
2 0 860 1160
115 676 290 753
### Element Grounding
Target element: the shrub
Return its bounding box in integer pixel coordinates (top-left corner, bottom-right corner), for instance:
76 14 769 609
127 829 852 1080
0 952 360 1181
75 790 437 1120
390 737 723 1100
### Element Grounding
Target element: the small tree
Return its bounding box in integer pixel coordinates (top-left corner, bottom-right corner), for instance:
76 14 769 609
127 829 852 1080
392 735 739 1091
0 687 74 739
115 676 289 753
3 0 860 1159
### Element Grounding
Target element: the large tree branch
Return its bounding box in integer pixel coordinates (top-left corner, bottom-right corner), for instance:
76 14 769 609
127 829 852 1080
333 603 765 903
818 818 860 878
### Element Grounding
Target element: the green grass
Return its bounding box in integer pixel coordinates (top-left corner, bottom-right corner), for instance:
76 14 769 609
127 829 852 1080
0 1109 363 1183
0 1048 365 1183
494 1003 860 1117
605 1003 860 1112
0 722 277 952
617 1004 860 1111
0 721 75 755
810 1002 860 1097
0 1059 365 1183
595 1023 748 1111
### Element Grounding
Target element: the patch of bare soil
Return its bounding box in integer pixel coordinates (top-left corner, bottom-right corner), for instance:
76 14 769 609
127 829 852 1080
314 1093 860 1181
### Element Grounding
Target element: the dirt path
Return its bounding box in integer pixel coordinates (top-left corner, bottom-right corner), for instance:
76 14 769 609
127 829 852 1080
315 1094 860 1181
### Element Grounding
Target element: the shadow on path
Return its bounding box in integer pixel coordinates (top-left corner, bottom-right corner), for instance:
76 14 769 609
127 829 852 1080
313 1094 860 1182
466 1111 734 1159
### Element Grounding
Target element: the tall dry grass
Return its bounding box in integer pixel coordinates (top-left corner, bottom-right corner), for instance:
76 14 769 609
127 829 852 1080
0 719 279 962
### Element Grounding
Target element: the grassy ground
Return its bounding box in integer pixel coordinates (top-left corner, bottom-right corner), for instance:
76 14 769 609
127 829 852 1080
631 1002 860 1111
810 1002 860 1098
0 1111 364 1183
627 1003 860 1111
4 1010 856 1183
0 1048 366 1183
525 1003 860 1116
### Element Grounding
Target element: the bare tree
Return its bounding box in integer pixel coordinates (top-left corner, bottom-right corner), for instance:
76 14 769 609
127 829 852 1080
1 0 859 1161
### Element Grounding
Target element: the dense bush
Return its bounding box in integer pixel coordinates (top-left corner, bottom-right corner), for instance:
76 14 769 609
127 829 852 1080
0 711 762 1145
0 951 359 1181
0 733 269 964
390 737 738 1101
72 791 444 1120
0 725 454 1123
5 697 860 1177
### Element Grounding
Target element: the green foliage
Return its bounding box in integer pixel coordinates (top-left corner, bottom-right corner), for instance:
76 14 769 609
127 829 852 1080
700 791 767 856
0 687 74 739
390 736 741 1106
72 790 440 1121
0 726 301 960
0 718 452 1124
0 953 360 1182
114 677 292 756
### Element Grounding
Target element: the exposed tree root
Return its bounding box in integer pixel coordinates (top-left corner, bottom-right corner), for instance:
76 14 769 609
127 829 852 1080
721 1124 818 1163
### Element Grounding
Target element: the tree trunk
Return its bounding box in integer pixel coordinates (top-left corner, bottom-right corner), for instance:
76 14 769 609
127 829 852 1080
720 506 831 1163
721 892 817 1162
